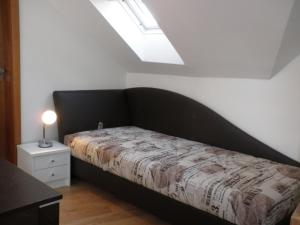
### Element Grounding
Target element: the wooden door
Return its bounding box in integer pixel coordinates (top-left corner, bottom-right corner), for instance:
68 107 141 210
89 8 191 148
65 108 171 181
0 0 7 160
0 0 20 163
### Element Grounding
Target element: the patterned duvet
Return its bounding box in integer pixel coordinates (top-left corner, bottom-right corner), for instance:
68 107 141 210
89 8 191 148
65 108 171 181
65 126 300 225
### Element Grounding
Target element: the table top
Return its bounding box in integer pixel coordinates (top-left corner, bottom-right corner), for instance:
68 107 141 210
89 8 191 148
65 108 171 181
0 160 62 216
17 141 70 156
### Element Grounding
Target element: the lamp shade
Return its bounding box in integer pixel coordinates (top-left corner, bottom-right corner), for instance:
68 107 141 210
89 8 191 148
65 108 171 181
41 110 57 125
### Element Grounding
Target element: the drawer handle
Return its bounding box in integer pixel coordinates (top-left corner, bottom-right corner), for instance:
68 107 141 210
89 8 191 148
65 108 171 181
51 159 56 163
51 173 55 177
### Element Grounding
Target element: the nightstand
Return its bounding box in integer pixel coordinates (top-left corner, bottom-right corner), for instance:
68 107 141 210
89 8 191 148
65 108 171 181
17 141 70 188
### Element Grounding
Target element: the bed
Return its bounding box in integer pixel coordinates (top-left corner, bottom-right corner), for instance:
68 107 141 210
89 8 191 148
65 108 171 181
53 88 300 225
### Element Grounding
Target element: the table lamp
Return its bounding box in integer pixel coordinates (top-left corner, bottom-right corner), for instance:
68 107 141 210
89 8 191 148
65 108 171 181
38 110 57 148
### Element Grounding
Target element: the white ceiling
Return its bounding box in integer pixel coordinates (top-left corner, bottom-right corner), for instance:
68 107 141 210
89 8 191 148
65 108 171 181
48 0 299 79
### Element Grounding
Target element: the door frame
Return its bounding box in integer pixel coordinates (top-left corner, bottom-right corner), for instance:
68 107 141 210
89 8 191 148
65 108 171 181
1 0 21 164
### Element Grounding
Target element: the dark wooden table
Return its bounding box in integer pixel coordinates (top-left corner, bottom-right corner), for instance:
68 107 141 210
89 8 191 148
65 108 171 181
0 159 62 225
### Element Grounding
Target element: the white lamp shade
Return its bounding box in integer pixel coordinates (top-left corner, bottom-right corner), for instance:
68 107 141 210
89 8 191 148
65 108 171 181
41 110 57 125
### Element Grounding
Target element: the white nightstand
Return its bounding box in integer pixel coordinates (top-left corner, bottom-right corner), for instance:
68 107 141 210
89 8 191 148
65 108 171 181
17 141 70 188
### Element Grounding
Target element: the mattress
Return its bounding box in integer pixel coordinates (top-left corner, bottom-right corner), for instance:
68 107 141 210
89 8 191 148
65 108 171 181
65 126 300 225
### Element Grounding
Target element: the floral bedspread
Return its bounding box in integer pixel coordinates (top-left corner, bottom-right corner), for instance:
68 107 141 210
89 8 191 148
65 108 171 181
65 126 300 225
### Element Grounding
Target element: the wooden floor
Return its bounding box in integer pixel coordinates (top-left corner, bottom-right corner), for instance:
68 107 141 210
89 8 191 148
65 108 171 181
57 180 169 225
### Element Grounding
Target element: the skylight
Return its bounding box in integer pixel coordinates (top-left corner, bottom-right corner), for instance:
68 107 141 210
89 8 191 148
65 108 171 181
90 0 184 65
119 0 161 32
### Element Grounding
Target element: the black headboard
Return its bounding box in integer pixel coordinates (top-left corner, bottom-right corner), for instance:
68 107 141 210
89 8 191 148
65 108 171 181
53 90 130 142
53 87 299 167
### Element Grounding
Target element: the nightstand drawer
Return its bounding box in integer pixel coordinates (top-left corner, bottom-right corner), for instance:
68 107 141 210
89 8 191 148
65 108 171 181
34 153 69 170
34 165 68 183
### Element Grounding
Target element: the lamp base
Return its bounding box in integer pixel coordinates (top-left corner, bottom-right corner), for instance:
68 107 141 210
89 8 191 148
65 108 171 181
38 139 53 148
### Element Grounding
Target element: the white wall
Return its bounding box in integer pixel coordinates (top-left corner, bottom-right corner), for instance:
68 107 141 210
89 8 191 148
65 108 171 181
20 0 126 143
127 56 300 162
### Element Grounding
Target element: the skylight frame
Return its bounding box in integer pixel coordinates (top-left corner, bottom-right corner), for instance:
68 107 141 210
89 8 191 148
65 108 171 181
118 0 162 34
89 0 184 65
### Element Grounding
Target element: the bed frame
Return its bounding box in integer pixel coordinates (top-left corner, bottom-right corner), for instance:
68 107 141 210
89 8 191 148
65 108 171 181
53 87 299 225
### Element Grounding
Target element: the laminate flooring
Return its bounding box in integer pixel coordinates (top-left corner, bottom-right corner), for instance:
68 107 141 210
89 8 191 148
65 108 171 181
57 180 169 225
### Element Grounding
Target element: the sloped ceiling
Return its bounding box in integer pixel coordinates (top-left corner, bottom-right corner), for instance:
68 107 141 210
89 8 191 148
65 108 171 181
271 0 300 76
48 0 299 79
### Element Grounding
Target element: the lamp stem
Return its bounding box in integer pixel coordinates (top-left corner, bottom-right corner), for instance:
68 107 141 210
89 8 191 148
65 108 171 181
39 123 52 148
43 124 46 140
